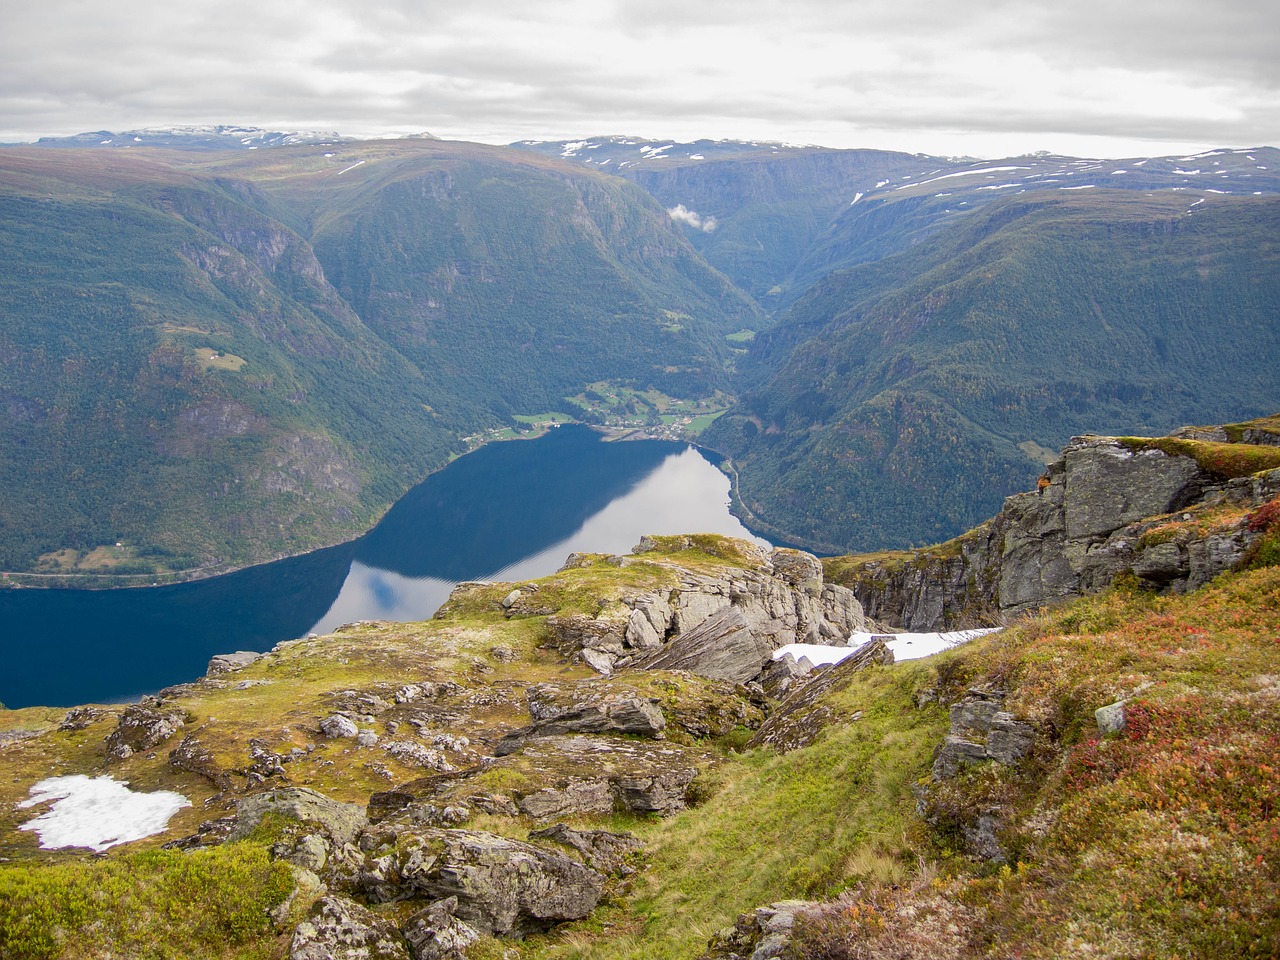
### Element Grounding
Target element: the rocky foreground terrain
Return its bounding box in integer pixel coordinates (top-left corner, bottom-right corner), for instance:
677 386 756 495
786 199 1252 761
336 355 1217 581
2 417 1279 959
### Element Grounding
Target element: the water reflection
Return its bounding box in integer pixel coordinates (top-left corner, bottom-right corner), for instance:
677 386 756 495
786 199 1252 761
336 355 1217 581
309 444 766 634
0 427 767 708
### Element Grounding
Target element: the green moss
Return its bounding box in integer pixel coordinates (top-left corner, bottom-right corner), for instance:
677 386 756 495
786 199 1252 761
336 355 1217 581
1117 436 1280 480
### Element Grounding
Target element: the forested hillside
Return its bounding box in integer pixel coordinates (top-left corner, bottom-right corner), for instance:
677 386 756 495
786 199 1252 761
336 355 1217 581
3 134 1279 574
705 190 1280 551
0 141 760 576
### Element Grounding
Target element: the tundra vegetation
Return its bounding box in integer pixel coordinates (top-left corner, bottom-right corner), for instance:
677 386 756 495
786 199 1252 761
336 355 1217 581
1 462 1277 957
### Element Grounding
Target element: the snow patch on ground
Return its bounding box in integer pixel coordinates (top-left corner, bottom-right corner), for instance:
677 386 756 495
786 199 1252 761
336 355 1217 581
18 775 190 852
774 628 1001 667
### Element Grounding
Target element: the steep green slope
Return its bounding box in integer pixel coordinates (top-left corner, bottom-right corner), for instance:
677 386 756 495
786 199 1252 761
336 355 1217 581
293 149 759 412
513 137 950 307
0 171 451 575
0 142 760 577
705 191 1280 552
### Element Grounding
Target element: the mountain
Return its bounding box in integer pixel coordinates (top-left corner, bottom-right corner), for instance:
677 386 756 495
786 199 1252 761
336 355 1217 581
522 140 1280 312
2 421 1278 957
17 125 363 150
0 139 760 577
5 129 1280 576
703 188 1280 552
513 137 951 304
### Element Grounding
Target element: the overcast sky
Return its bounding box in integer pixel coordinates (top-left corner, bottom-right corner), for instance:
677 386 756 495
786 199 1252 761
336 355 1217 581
3 0 1277 158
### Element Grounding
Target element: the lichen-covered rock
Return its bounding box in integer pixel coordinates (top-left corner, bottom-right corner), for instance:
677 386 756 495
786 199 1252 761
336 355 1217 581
390 734 711 820
517 778 615 819
104 698 186 761
354 827 604 936
699 900 816 960
322 714 360 739
168 734 231 788
931 691 1035 779
528 823 643 874
1095 700 1127 735
402 897 480 960
230 787 368 847
290 895 408 960
496 686 666 755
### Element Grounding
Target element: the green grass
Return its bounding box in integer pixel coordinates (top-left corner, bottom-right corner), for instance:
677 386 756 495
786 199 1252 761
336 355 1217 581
1118 436 1280 480
521 662 945 960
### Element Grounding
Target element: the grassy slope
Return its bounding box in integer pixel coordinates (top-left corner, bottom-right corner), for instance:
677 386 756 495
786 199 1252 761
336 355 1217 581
2 515 1277 958
705 192 1280 552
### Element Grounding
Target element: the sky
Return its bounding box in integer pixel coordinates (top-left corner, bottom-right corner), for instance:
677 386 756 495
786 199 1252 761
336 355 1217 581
3 0 1277 159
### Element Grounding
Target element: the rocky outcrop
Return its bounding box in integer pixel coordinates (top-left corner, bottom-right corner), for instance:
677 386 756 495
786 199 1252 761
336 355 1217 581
748 638 893 753
922 688 1036 862
539 542 869 680
699 900 817 960
930 691 1035 780
206 650 263 676
104 698 186 761
351 826 604 936
376 735 710 822
527 823 643 875
290 895 409 960
635 607 774 683
829 428 1280 630
495 685 665 755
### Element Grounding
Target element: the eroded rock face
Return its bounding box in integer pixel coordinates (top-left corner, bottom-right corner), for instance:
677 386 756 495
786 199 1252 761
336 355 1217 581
353 827 604 936
104 699 186 761
832 433 1280 629
290 895 408 960
931 691 1035 780
540 545 868 682
635 606 773 683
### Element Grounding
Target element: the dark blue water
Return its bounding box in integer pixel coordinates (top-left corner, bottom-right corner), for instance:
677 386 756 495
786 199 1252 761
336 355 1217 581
0 426 766 708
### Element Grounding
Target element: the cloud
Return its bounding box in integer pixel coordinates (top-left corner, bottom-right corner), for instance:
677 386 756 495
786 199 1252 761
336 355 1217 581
667 204 718 232
0 0 1276 157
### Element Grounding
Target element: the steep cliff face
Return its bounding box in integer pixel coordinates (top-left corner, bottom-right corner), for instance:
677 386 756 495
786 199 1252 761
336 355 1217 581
825 416 1280 629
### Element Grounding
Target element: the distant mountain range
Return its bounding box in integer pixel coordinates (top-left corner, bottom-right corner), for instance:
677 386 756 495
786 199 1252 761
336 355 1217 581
10 125 439 151
1 130 1277 574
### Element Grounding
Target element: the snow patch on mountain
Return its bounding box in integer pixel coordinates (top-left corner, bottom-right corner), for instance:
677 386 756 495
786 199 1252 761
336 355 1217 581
19 775 190 852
